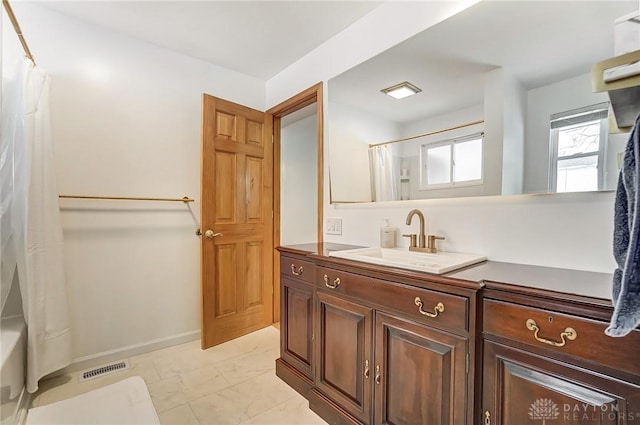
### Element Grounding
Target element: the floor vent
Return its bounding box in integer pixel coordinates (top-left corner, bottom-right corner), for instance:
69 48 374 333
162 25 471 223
79 360 130 382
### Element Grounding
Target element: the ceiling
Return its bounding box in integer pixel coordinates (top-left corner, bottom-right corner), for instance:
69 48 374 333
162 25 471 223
329 1 638 124
34 0 382 80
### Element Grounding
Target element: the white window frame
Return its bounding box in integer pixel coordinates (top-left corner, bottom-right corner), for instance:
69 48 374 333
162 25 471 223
419 132 484 191
548 102 609 193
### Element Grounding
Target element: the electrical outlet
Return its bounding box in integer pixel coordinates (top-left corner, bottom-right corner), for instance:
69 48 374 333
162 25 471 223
326 217 342 235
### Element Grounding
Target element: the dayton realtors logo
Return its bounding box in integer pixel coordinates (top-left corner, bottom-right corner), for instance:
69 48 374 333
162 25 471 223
529 399 560 424
528 398 636 422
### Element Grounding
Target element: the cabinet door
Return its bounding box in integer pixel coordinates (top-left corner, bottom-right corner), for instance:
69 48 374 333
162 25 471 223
374 312 468 425
316 291 374 424
483 340 640 425
281 276 314 379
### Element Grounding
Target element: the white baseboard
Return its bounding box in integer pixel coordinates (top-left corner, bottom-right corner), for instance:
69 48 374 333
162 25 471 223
57 330 200 376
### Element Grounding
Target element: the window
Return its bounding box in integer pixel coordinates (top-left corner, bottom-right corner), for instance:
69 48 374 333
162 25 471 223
419 133 483 190
549 103 609 193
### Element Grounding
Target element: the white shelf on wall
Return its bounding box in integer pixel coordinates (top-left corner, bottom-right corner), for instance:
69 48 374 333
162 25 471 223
592 49 640 131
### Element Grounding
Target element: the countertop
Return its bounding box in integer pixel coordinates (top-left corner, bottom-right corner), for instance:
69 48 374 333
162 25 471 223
446 261 613 302
277 244 614 304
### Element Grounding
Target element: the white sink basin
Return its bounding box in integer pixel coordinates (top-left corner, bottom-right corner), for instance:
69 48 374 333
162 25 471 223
328 247 486 274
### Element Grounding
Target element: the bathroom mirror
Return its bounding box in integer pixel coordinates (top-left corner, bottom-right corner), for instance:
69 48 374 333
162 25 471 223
328 0 636 203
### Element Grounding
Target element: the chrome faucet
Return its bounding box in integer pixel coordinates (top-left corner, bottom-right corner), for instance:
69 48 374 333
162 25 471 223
403 209 445 253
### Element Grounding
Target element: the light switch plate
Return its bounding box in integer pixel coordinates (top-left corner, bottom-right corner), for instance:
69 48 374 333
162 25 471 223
326 217 342 235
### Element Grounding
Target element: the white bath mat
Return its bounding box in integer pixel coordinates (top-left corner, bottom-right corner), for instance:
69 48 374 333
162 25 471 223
26 376 160 425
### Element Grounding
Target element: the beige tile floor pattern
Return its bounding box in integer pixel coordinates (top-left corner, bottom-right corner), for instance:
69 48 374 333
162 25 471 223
30 326 328 425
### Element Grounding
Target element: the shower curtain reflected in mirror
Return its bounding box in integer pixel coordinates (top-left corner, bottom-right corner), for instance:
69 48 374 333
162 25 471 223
368 145 399 202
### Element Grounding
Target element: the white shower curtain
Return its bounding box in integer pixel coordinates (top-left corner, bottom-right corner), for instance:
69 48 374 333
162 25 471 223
1 59 72 393
1 57 26 312
369 145 398 202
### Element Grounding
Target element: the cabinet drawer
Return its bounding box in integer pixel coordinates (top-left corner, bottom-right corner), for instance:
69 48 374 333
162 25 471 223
317 267 468 331
280 256 315 284
484 299 640 376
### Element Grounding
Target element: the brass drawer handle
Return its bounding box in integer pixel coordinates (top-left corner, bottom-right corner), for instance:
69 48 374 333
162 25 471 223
414 297 445 318
375 365 380 385
484 411 491 425
526 319 577 347
324 274 341 289
364 360 370 379
290 264 303 276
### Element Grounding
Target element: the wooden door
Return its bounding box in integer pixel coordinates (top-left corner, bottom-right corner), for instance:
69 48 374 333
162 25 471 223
482 340 640 425
201 94 274 348
315 291 373 424
374 312 468 425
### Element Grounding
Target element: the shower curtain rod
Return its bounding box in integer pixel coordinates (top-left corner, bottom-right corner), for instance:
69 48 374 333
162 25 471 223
368 119 484 148
2 0 36 65
59 195 195 203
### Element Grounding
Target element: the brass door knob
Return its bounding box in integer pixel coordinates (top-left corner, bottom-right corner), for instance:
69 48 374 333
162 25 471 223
205 230 223 239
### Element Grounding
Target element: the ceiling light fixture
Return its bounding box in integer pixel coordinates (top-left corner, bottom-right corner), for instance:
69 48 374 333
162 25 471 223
381 81 422 99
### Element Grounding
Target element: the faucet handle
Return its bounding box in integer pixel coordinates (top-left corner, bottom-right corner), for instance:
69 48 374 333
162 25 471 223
402 234 418 248
427 235 445 253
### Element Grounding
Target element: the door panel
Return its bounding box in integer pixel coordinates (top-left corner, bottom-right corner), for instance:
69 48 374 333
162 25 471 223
483 340 640 425
247 119 264 146
214 152 237 222
201 94 273 348
246 156 264 221
216 111 236 139
315 291 373 424
375 312 467 425
245 241 264 308
281 276 314 378
503 362 616 425
215 244 237 317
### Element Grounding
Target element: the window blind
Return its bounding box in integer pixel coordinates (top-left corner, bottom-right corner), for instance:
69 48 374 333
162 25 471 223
550 102 609 129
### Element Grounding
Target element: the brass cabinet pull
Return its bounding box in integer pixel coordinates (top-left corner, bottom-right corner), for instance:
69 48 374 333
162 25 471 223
484 411 491 425
375 365 381 385
526 319 577 347
324 275 341 289
364 360 370 379
290 264 303 276
414 297 445 318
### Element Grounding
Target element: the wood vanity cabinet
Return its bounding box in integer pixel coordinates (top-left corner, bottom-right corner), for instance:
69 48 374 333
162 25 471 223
276 248 640 425
481 284 640 425
309 262 478 425
276 252 317 397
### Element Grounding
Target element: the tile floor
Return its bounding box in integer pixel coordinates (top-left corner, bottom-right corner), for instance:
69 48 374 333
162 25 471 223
30 326 328 425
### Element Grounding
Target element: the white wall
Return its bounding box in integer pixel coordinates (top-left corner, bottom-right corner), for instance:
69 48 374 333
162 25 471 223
328 102 399 202
606 132 628 189
266 0 481 107
281 114 317 245
501 71 526 195
9 3 266 362
269 2 618 275
482 68 507 197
